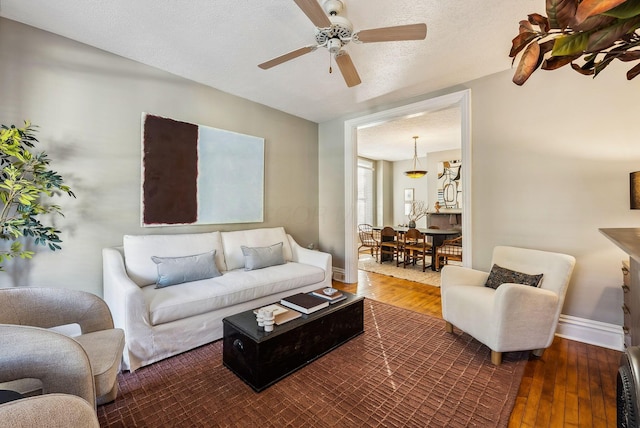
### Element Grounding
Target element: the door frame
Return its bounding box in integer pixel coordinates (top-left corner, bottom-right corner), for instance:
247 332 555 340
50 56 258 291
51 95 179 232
343 89 472 283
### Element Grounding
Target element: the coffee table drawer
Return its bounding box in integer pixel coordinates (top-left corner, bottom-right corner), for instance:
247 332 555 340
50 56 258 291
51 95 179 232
223 296 363 391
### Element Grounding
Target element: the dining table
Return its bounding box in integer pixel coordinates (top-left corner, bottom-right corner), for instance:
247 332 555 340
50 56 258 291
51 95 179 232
374 226 461 271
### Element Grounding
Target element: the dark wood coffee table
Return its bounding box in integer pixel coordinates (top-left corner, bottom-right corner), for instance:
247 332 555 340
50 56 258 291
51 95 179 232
222 291 364 392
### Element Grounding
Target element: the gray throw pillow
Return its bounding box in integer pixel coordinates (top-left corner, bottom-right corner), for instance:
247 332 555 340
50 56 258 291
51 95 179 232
484 264 543 290
241 242 285 271
151 250 221 288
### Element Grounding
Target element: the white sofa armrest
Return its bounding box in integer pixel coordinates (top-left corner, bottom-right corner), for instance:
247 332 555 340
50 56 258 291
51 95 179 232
102 247 153 371
441 265 489 291
492 283 559 351
287 235 332 287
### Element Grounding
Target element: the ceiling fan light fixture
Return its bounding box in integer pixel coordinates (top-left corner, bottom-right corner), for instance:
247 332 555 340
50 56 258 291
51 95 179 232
404 136 427 179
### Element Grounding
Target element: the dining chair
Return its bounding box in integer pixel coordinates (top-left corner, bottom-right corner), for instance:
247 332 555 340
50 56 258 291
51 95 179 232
402 228 430 271
379 226 401 265
435 235 462 270
357 224 380 261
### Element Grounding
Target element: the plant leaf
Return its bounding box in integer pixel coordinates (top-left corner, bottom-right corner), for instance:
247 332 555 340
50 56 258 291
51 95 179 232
586 16 640 52
627 62 640 78
510 32 539 57
519 19 535 34
529 13 551 32
552 32 590 56
574 0 629 25
542 54 582 70
513 41 542 85
546 0 578 29
594 55 617 76
619 50 640 61
571 62 595 75
573 14 618 31
602 0 640 19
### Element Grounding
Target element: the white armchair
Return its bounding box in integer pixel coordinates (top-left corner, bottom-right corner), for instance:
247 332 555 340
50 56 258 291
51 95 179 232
441 246 576 365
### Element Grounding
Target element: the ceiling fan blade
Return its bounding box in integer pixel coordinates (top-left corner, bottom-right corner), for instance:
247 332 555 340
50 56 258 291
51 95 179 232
294 0 332 28
335 52 361 88
258 46 317 70
355 23 427 43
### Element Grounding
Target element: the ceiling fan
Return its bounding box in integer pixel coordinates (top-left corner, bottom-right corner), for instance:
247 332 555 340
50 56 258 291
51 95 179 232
258 0 427 88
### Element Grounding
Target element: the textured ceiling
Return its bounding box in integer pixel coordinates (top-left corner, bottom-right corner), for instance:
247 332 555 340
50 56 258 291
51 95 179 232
0 0 539 159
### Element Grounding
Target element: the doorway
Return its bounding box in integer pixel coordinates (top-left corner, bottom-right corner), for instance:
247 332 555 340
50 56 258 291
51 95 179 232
343 89 472 284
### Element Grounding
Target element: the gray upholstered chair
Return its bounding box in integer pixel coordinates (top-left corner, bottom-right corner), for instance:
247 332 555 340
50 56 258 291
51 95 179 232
0 324 100 427
0 288 125 405
0 394 99 428
441 246 575 365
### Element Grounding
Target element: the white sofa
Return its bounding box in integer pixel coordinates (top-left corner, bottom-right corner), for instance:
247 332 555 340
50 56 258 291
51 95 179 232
103 227 332 371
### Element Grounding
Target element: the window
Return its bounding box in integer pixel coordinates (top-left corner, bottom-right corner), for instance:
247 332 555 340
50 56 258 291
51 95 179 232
357 158 375 226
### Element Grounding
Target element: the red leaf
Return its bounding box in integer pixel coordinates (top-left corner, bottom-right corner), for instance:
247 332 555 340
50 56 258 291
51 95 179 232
513 42 542 85
519 20 535 34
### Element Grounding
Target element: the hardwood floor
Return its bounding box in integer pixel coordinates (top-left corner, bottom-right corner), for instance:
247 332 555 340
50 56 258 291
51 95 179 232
333 269 622 428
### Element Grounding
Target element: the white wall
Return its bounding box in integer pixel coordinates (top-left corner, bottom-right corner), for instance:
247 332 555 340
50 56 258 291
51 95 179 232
319 65 640 326
389 150 461 228
393 156 428 227
376 160 393 228
0 19 320 295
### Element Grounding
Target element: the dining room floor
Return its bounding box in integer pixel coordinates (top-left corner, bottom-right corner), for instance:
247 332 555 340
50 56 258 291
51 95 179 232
357 252 450 287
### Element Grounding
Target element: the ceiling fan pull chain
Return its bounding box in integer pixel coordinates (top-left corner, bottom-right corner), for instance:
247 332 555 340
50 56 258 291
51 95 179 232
329 52 333 74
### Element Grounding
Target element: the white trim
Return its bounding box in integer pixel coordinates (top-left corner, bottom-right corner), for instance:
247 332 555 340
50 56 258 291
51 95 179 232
344 89 472 284
556 314 624 351
332 267 346 283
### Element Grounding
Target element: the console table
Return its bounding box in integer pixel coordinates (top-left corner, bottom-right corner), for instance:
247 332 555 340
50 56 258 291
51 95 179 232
600 228 640 347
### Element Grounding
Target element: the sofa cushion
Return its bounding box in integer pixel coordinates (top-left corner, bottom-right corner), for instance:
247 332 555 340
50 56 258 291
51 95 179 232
143 262 324 326
152 251 222 288
241 243 285 271
221 227 292 271
123 232 225 286
484 264 544 289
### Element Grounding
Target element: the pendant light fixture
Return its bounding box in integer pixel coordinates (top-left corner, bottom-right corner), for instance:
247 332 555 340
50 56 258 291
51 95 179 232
404 136 427 178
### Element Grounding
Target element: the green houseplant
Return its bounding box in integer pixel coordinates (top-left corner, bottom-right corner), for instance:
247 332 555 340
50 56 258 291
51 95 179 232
510 0 640 85
0 122 75 270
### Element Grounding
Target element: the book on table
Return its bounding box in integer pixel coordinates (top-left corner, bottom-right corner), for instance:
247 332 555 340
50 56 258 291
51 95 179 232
253 303 301 325
311 288 347 304
280 293 329 314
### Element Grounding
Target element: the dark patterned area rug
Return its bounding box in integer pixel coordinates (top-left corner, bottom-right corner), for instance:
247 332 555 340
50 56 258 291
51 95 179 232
98 300 527 427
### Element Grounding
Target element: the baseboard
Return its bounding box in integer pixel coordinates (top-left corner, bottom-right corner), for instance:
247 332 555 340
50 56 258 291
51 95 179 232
328 273 624 350
332 267 346 283
556 314 624 351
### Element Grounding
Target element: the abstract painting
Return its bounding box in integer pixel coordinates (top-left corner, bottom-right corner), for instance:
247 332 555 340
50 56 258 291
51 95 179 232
141 113 264 226
437 159 462 209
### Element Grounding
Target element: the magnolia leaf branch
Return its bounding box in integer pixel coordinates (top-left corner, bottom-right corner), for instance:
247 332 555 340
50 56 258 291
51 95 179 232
510 0 640 85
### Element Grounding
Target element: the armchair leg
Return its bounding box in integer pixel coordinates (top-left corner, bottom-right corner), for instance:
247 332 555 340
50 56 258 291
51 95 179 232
532 348 545 358
445 321 454 334
491 350 502 365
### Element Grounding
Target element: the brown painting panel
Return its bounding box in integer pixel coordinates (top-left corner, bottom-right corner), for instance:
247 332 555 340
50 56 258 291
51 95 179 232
143 115 198 225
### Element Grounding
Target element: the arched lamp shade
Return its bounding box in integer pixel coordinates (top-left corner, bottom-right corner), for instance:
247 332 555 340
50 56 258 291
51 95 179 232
631 171 640 210
404 136 427 179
